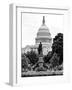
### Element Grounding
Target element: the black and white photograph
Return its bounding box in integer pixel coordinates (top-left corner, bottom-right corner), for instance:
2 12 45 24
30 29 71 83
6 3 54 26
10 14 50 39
21 13 63 77
9 3 71 86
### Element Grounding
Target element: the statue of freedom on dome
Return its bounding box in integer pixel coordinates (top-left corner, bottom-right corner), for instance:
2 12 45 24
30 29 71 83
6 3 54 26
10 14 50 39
38 42 43 55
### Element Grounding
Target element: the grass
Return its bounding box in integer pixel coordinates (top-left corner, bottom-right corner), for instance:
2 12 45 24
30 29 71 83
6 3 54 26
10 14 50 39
21 70 63 77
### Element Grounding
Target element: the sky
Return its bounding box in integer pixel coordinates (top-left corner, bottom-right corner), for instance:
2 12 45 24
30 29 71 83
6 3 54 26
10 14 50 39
22 13 64 48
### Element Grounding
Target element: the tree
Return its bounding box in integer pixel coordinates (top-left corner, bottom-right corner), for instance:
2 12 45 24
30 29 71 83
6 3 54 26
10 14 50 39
26 51 39 65
49 52 59 68
52 33 63 65
43 51 53 63
21 53 30 72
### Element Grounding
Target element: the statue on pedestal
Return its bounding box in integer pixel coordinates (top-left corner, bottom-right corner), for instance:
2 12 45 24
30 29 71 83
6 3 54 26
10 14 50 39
34 42 47 71
32 42 47 71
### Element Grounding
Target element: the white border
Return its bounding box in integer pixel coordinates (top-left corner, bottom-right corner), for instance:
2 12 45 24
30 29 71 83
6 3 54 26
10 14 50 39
9 4 70 86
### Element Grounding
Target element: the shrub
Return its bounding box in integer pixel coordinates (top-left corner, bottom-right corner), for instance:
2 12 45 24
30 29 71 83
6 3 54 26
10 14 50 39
49 52 59 68
26 50 39 65
43 51 53 63
21 54 30 72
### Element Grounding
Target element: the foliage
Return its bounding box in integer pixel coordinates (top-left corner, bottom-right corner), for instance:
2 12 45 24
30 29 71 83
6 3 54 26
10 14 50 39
26 50 39 65
50 52 59 68
43 51 53 63
52 33 63 65
21 53 30 71
58 64 63 70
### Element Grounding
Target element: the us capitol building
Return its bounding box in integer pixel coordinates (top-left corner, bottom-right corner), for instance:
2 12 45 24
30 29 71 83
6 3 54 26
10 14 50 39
22 16 52 55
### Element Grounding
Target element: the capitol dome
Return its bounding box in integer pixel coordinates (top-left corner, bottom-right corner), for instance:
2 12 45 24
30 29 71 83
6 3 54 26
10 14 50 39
37 24 51 38
35 16 52 46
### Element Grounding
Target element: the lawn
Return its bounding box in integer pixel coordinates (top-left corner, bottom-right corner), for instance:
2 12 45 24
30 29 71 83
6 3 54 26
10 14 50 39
21 70 63 77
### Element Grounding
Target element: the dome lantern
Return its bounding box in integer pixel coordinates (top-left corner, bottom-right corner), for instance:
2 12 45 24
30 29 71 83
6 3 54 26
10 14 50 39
42 16 45 25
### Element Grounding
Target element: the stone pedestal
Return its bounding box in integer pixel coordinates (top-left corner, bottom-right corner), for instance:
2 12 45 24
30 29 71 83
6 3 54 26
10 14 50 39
33 55 47 71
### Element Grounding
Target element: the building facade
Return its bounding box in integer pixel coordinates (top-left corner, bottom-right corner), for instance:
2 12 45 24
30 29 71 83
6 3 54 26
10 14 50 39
22 16 52 55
